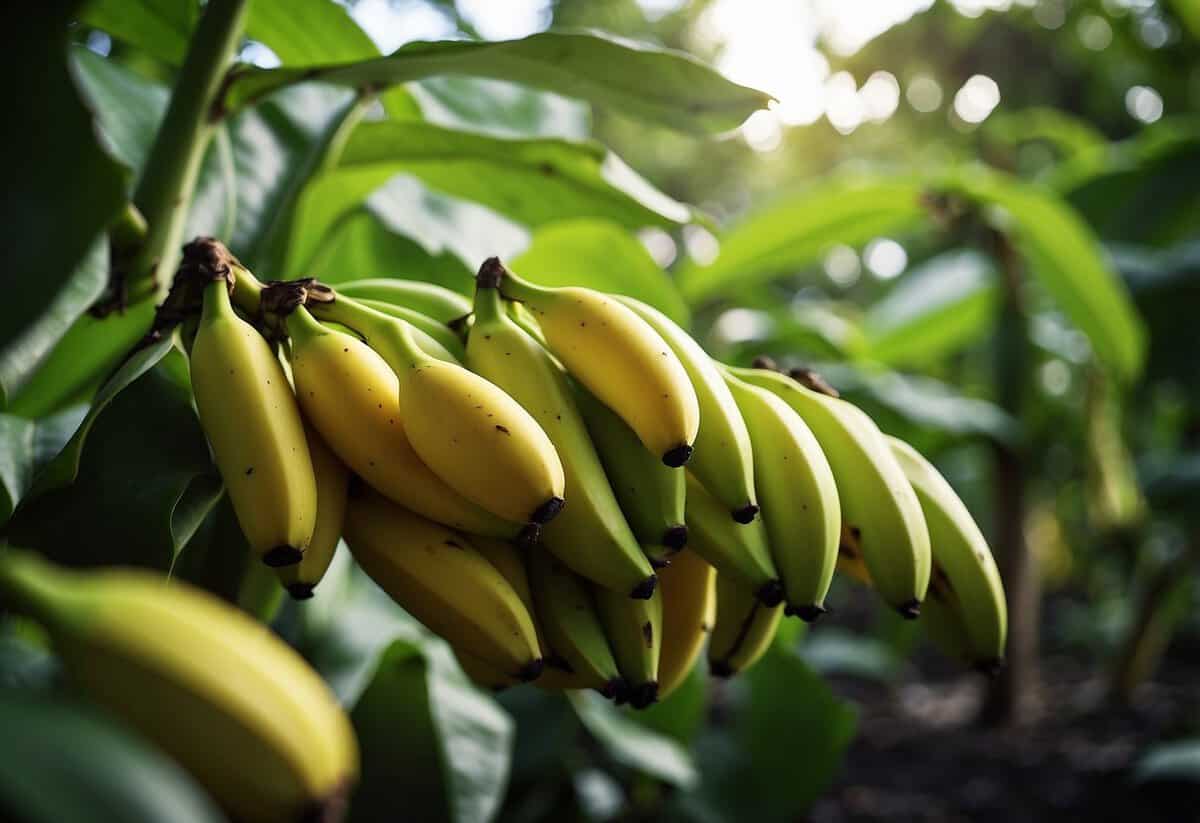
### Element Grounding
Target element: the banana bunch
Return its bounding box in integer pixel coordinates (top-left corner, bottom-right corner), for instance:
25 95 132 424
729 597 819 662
173 239 1006 710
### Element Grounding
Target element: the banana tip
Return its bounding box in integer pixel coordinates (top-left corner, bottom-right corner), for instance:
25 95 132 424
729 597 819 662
755 580 785 607
731 503 759 524
662 525 688 550
286 583 316 601
629 682 659 709
648 556 672 570
302 776 353 823
785 603 827 623
476 257 506 289
515 523 542 549
630 575 658 600
709 659 735 679
661 444 693 468
896 599 922 620
517 658 546 682
262 545 304 568
530 496 565 525
599 677 627 701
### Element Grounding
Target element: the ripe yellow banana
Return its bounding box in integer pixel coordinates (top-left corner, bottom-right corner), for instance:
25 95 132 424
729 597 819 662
490 260 699 466
314 295 566 527
614 296 759 522
0 552 357 823
594 580 663 708
723 371 841 621
334 278 472 324
190 279 316 567
285 307 523 540
656 549 715 699
708 574 784 678
466 283 657 599
343 490 544 681
685 472 783 606
527 549 625 699
731 367 931 618
574 386 687 559
887 436 1007 670
276 423 350 600
354 298 466 361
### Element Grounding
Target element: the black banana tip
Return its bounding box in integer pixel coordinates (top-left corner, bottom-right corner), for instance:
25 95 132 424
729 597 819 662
974 658 1005 677
530 496 565 525
546 654 574 673
286 583 316 601
648 555 673 570
709 659 735 678
599 677 627 700
629 682 659 709
731 503 760 524
751 355 778 371
755 580 785 607
785 603 827 623
515 523 542 549
476 257 506 288
661 444 693 468
262 545 304 568
662 525 688 550
896 599 922 620
517 658 546 682
630 575 658 600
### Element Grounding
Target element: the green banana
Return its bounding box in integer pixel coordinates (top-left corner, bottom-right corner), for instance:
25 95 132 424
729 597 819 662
708 574 783 677
723 370 841 621
466 282 657 599
685 472 783 605
334 278 472 324
594 580 663 708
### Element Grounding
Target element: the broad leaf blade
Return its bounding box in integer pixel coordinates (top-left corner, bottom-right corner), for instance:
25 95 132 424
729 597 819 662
0 407 87 525
80 0 197 65
411 75 590 139
246 0 376 64
568 691 698 788
223 30 770 134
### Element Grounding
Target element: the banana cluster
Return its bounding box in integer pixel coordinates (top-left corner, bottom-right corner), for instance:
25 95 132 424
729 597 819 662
179 239 1008 709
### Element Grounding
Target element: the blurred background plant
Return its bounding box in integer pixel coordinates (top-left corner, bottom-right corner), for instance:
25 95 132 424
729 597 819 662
3 0 1200 820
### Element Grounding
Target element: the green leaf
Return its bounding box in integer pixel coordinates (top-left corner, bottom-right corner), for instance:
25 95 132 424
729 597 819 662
0 690 224 823
223 30 770 133
81 0 198 65
0 407 87 526
71 47 171 179
948 167 1147 383
350 641 514 823
0 8 128 414
245 0 376 65
864 250 998 368
511 219 690 325
982 106 1106 160
1117 241 1200 395
568 691 698 788
678 175 929 302
632 662 709 744
411 75 590 139
1170 0 1200 39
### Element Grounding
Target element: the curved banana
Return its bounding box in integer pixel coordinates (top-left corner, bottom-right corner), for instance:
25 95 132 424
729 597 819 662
887 436 1007 670
708 574 783 678
594 581 662 708
344 490 544 681
575 386 687 558
355 298 466 361
314 296 566 528
615 296 759 522
723 371 841 621
285 307 524 541
731 367 931 618
276 423 350 600
527 549 625 699
491 260 699 467
0 552 357 823
334 278 472 325
656 549 716 699
190 279 316 567
466 283 657 599
685 472 783 606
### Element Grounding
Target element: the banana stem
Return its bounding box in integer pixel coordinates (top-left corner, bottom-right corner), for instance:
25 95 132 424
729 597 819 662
0 552 71 632
311 295 426 368
125 0 249 303
229 264 264 314
481 258 548 304
471 279 507 326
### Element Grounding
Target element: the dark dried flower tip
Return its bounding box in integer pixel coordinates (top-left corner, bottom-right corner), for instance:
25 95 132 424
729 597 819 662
263 545 304 568
599 678 627 700
785 603 827 623
530 496 565 525
709 660 735 678
299 776 353 823
755 580 785 607
515 523 542 550
476 257 508 289
732 503 759 524
787 367 839 398
179 236 237 288
662 444 693 468
630 575 658 600
896 599 922 620
286 583 315 601
648 556 672 570
662 525 688 550
629 682 659 709
751 355 778 371
517 658 545 682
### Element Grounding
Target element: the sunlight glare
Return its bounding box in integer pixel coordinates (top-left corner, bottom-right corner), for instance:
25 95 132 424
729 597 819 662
863 239 908 279
953 74 1001 124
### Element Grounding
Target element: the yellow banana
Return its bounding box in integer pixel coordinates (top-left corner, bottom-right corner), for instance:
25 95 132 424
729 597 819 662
574 386 688 559
355 298 466 361
285 307 524 541
466 283 657 599
685 472 783 606
594 580 663 708
314 295 566 528
731 367 931 617
708 573 783 678
343 490 544 681
0 552 357 823
276 423 350 600
615 296 759 522
656 549 716 699
490 260 699 466
723 371 841 621
887 435 1007 670
190 279 316 567
334 278 472 325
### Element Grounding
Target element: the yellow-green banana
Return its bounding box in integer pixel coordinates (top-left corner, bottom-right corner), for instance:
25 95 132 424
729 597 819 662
315 296 566 528
723 371 840 621
334 278 472 324
355 298 466 360
343 490 544 681
190 279 316 567
615 296 759 522
594 580 662 708
656 549 715 699
491 260 699 467
0 552 357 823
574 386 687 559
732 367 931 617
466 283 657 599
708 574 783 678
286 307 524 541
685 472 783 605
887 436 1007 670
276 423 350 600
